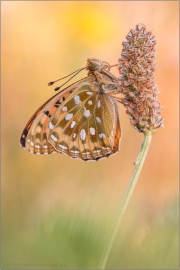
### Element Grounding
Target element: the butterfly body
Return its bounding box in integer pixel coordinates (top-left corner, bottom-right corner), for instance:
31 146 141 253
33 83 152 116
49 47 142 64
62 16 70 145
20 58 121 161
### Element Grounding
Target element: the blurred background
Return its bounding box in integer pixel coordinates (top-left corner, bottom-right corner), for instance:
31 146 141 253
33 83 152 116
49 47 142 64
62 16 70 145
1 1 179 269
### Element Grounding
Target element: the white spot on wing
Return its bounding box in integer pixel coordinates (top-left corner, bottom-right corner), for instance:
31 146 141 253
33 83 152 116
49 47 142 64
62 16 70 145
88 100 92 105
73 133 76 138
51 134 58 142
43 145 48 149
99 133 106 139
97 100 101 108
102 147 111 150
59 144 68 150
35 145 41 149
93 150 101 153
90 127 95 135
96 117 101 123
49 122 55 129
65 113 73 121
84 82 91 86
74 95 81 104
84 151 90 155
71 150 79 154
86 91 92 95
80 129 86 141
62 106 67 112
84 109 91 118
70 121 76 128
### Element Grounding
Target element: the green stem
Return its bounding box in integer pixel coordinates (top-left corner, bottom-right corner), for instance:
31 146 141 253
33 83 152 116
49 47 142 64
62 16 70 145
99 131 153 269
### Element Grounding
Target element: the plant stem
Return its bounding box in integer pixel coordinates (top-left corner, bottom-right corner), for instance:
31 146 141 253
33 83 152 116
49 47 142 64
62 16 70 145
99 131 153 269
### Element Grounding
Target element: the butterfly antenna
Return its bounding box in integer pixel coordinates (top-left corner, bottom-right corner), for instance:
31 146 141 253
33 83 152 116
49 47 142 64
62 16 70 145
109 64 118 68
48 67 86 90
53 67 86 91
102 63 118 71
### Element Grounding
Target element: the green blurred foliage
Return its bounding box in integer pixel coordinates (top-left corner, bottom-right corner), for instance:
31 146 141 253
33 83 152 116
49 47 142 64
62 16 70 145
2 202 178 269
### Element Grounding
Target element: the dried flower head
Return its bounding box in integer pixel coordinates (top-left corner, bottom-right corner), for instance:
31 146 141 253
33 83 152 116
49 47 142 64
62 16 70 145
118 24 164 134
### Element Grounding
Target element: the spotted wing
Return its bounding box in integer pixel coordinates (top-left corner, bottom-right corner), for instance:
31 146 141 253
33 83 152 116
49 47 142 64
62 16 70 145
19 78 88 154
46 81 121 161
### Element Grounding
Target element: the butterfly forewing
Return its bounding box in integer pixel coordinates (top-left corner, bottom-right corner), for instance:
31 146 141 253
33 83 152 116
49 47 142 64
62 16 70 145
20 58 121 161
20 80 84 154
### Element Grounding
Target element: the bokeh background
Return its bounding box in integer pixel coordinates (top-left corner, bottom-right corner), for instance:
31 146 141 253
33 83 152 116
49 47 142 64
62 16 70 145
1 1 179 269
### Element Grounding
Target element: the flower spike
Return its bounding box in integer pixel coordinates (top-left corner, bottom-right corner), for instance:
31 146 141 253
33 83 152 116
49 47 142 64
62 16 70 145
118 24 164 134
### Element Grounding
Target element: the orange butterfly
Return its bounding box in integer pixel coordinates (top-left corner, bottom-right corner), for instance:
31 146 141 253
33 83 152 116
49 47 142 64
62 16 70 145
20 58 121 161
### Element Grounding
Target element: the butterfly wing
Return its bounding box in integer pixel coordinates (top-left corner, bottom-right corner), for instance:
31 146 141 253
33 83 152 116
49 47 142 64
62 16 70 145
46 80 121 161
19 78 87 154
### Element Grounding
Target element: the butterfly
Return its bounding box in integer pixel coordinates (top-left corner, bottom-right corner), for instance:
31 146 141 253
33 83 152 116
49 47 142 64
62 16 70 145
20 58 122 161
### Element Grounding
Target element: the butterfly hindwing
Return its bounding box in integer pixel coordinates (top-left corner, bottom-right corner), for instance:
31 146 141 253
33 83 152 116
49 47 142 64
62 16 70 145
46 79 121 160
46 79 96 158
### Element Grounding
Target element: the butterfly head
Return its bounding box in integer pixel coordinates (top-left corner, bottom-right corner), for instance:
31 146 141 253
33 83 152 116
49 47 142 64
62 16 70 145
86 58 110 73
87 58 119 94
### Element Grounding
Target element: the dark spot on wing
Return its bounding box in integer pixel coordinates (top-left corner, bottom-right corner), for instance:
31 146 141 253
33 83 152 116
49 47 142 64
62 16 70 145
44 110 50 117
55 100 61 105
38 122 43 128
36 133 41 140
20 129 28 147
94 157 100 161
